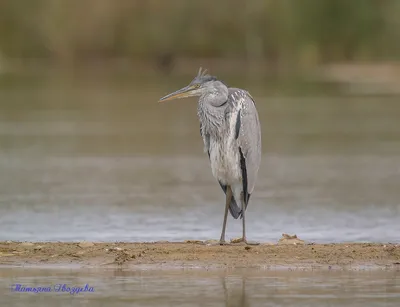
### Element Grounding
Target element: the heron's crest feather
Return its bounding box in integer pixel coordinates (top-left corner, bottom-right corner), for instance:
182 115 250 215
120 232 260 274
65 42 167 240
192 67 226 86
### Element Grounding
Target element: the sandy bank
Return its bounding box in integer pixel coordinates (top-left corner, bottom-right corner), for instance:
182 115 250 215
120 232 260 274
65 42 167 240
1 239 399 270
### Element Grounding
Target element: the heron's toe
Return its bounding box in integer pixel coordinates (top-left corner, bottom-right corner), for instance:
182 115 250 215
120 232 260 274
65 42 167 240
231 237 260 246
205 239 230 246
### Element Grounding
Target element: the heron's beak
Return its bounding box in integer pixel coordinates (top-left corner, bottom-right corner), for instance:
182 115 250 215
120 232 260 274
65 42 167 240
158 85 197 102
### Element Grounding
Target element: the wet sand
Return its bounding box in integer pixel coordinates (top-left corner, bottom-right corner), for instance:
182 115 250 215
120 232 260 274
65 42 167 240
1 239 399 270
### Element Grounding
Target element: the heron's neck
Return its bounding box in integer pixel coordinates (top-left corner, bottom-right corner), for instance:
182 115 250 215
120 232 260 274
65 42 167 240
197 97 227 138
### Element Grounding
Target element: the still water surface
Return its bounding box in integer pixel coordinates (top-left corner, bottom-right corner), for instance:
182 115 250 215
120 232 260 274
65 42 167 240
1 77 400 306
1 267 399 307
0 78 399 243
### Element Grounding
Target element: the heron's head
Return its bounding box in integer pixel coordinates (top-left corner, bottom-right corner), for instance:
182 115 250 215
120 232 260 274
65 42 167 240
159 68 227 103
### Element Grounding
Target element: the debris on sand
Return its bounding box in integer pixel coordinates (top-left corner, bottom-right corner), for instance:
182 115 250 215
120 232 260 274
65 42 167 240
78 241 94 248
185 240 204 244
20 242 34 247
0 252 14 257
278 234 305 245
204 240 219 245
106 247 122 252
114 250 135 265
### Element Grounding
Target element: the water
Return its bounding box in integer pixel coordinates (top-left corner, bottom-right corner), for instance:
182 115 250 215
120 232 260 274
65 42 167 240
1 75 400 306
0 76 400 243
0 267 399 306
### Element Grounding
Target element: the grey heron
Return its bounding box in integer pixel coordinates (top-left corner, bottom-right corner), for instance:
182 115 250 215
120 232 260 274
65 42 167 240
159 68 261 245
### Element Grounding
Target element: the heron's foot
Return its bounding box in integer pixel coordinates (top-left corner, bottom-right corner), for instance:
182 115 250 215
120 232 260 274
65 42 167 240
218 239 231 246
208 242 230 246
231 237 260 246
205 239 230 246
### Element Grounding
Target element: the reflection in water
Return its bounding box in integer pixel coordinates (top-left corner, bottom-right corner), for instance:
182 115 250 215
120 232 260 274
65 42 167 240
0 267 399 307
223 276 248 307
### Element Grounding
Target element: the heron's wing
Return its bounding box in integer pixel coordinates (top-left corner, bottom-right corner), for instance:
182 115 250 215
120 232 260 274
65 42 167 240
227 89 262 204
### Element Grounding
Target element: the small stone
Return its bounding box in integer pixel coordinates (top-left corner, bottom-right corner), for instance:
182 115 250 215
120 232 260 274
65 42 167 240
278 233 305 245
78 241 94 248
34 245 43 250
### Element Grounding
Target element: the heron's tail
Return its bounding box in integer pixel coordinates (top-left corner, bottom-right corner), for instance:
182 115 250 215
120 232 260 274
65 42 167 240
218 181 248 219
228 197 242 219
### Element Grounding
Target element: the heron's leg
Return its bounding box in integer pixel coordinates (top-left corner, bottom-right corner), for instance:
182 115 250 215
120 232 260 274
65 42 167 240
219 185 232 245
241 192 247 241
239 193 259 246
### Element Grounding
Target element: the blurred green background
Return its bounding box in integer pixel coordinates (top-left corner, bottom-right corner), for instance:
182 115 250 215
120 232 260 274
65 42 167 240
0 0 400 91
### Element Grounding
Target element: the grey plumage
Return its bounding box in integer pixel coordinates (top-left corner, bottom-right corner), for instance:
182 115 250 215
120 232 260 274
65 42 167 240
199 87 261 220
159 68 261 245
